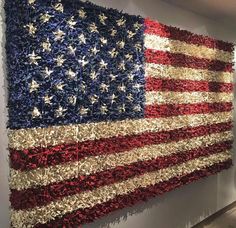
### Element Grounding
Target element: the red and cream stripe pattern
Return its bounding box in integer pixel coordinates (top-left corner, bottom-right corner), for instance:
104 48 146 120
9 18 234 227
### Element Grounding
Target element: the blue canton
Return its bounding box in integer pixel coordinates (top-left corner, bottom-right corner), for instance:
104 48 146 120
5 0 145 129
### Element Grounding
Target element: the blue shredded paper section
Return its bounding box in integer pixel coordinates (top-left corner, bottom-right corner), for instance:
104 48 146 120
5 0 145 129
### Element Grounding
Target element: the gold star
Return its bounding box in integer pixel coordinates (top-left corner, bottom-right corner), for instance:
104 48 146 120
89 23 98 33
43 95 53 105
117 40 125 49
134 104 142 112
128 74 135 81
66 69 76 79
78 9 86 18
31 107 41 118
40 12 52 23
134 22 142 29
68 96 77 105
68 45 76 55
99 13 107 25
54 55 65 66
118 104 126 113
116 17 126 26
25 23 37 35
110 28 117 37
100 59 108 69
28 0 36 5
28 51 41 65
109 48 118 58
135 64 142 71
78 34 86 44
125 54 133 61
135 43 142 52
118 61 126 70
110 94 117 104
133 83 142 90
118 84 126 92
53 29 65 41
78 57 89 67
55 82 65 90
79 106 89 116
127 93 134 102
67 16 76 29
41 38 51 52
110 74 117 81
100 104 108 114
127 30 136 38
90 71 98 80
53 2 63 12
80 83 87 93
90 46 99 55
29 80 39 93
55 106 67 117
43 67 53 78
100 37 107 45
100 83 109 93
89 95 98 104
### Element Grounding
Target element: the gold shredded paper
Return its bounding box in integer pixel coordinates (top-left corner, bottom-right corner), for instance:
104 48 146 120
145 91 233 105
145 63 233 83
144 34 233 62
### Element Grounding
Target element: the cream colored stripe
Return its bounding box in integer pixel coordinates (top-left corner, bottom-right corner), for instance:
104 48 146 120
9 131 232 191
11 152 231 227
144 34 233 63
145 63 233 83
145 91 232 105
9 111 233 150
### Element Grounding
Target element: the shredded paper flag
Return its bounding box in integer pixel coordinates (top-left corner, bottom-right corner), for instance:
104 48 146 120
5 0 234 227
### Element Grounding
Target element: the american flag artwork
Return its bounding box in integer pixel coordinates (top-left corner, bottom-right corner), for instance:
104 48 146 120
5 0 234 227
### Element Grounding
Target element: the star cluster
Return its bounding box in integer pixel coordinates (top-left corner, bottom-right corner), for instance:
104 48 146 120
5 0 145 129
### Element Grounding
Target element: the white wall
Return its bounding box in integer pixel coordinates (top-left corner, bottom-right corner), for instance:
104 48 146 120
0 0 236 228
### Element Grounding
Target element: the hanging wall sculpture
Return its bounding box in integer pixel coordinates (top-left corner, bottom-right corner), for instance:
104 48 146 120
6 0 234 227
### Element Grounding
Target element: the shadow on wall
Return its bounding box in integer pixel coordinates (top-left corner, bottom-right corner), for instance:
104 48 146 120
84 176 219 228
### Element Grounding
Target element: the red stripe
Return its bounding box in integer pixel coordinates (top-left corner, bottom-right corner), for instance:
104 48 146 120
35 159 232 228
10 122 232 171
144 18 234 52
146 78 233 92
145 49 233 72
10 141 232 210
145 103 233 118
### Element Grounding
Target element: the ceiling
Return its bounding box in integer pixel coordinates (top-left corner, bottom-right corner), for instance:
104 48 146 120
162 0 236 28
